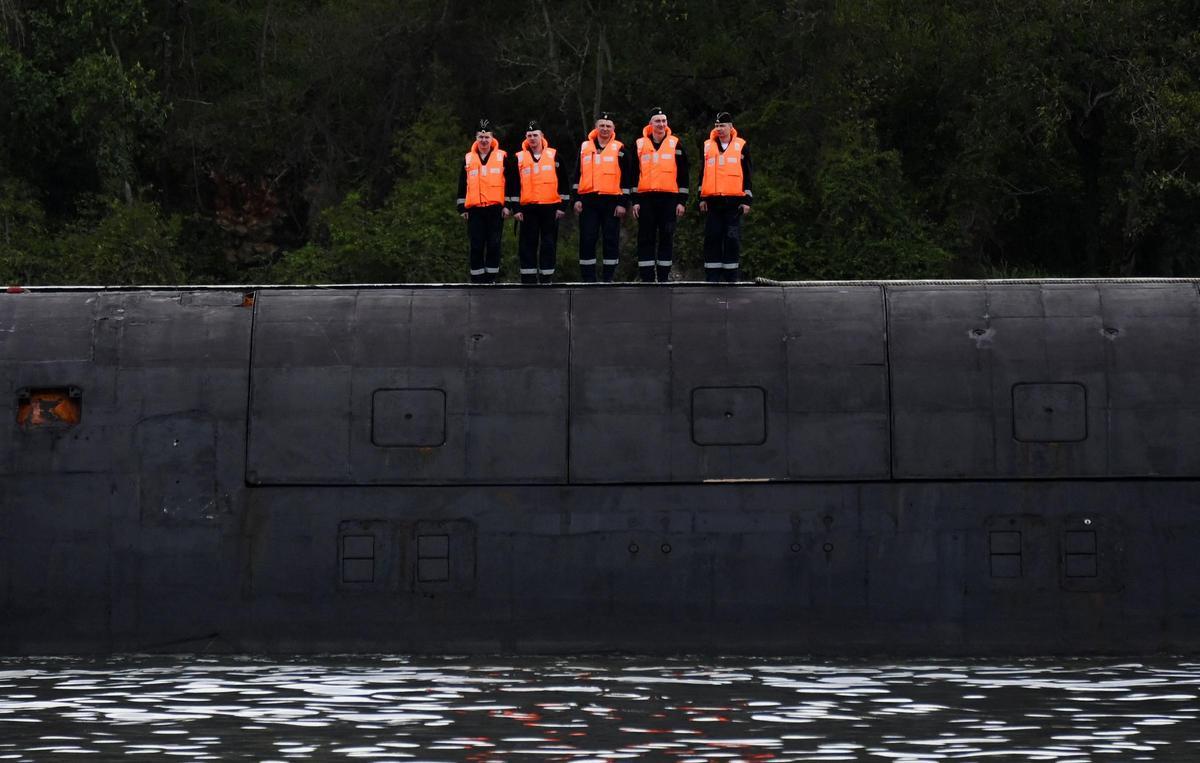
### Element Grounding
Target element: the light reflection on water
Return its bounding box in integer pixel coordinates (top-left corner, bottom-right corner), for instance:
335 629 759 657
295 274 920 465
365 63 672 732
0 657 1199 760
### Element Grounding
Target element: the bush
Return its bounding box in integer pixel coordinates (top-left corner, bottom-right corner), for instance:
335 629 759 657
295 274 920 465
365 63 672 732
57 199 183 285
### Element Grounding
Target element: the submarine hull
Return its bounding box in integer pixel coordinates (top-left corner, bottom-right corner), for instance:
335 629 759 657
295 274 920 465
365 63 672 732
2 283 1199 654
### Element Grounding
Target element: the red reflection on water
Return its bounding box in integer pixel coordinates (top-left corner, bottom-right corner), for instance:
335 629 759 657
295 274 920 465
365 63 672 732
489 710 542 721
462 736 496 763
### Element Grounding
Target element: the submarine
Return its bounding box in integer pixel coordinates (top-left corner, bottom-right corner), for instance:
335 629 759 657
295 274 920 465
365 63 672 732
3 279 1200 655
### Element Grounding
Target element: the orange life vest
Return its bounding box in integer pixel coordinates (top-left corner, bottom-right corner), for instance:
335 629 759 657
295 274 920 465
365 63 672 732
464 142 507 208
516 138 561 205
701 128 745 198
577 129 624 196
636 126 679 194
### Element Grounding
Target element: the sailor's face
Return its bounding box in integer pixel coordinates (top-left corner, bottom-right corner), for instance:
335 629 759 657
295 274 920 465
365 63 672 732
714 122 732 141
595 120 615 140
650 114 668 138
476 132 493 151
526 131 543 151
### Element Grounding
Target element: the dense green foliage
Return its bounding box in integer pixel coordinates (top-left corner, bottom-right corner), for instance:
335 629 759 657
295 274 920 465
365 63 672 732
2 0 1199 284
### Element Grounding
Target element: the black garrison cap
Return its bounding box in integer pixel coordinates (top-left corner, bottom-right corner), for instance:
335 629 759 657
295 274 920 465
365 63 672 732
526 120 541 132
648 106 666 119
714 111 733 124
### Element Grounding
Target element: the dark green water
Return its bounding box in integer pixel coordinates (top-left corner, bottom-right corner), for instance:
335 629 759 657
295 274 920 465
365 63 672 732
1 657 1198 761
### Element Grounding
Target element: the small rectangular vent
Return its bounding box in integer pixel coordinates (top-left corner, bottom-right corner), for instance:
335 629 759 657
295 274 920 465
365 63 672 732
989 531 1022 578
1063 530 1098 578
412 520 476 592
340 533 375 583
417 534 450 582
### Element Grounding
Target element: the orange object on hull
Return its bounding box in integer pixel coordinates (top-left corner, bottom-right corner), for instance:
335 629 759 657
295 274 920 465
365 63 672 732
16 388 82 429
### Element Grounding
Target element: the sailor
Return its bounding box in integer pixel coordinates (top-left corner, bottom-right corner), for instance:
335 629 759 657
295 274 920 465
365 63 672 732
456 119 511 283
571 112 630 282
698 111 753 283
513 121 568 284
630 107 689 283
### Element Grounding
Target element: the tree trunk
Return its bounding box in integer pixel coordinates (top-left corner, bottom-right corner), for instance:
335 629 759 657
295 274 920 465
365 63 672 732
1118 150 1147 276
1066 108 1106 275
0 0 24 48
592 24 607 122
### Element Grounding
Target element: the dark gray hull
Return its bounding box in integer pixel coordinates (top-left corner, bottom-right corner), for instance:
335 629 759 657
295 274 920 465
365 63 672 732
3 282 1199 654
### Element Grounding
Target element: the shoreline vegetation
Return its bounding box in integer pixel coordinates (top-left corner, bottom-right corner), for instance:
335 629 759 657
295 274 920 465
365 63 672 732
2 0 1198 286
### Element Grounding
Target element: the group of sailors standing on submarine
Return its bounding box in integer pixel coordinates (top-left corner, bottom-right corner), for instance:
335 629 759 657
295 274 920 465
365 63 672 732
456 108 753 285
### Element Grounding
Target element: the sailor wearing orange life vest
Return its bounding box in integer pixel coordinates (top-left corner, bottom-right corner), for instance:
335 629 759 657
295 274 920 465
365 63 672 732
698 111 753 283
456 119 512 283
571 112 630 282
630 107 690 283
513 121 568 284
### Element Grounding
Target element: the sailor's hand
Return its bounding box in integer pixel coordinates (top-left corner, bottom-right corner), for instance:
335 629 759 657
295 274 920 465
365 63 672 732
574 201 583 214
740 204 750 216
555 210 566 220
514 212 524 222
699 201 708 214
502 207 512 219
461 212 468 220
675 204 685 218
614 206 626 218
632 204 640 219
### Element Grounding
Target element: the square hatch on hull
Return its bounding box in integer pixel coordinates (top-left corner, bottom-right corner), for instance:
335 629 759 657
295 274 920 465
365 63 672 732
245 289 569 485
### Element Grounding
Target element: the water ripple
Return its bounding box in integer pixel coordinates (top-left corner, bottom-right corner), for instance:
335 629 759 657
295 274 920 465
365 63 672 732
0 657 1198 760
